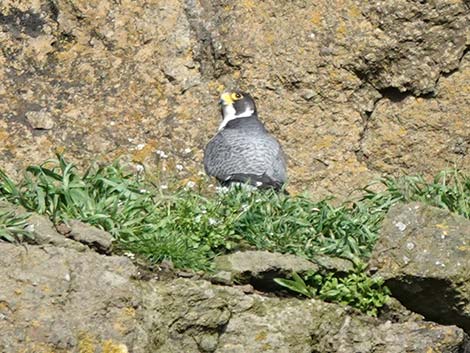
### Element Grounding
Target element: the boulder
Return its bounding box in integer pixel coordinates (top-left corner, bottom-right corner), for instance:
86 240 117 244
66 219 114 253
370 202 470 332
0 200 116 252
212 250 353 290
0 200 86 251
0 243 143 353
143 278 469 353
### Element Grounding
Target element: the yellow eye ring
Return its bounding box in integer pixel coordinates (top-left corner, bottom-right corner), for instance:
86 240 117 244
231 92 242 100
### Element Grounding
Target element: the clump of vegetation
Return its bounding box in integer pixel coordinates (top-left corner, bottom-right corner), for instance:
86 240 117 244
0 209 32 242
274 264 391 316
0 155 387 268
1 156 469 269
361 170 470 219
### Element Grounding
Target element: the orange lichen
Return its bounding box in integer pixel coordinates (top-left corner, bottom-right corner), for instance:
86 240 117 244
41 285 51 293
348 4 361 18
311 11 322 26
0 128 9 141
242 0 256 10
435 223 449 230
315 135 336 149
113 307 136 334
132 140 158 164
102 340 129 353
336 21 347 37
23 343 58 353
30 320 41 328
78 332 96 353
255 331 267 341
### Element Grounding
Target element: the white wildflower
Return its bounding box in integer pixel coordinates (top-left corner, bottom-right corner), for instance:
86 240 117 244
216 186 229 194
136 143 145 150
176 164 183 171
160 184 168 190
186 181 196 188
395 221 407 232
208 218 217 225
124 252 136 260
135 164 144 173
156 150 168 159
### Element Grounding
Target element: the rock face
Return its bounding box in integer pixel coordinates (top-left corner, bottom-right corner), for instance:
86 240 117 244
66 219 114 253
145 278 468 353
370 202 470 333
0 243 143 353
361 54 470 176
1 238 469 353
213 250 321 288
1 1 469 198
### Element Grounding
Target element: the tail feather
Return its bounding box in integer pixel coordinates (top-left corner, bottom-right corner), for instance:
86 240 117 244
220 173 288 194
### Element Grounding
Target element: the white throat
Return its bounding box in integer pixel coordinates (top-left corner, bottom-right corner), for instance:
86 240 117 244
218 106 255 131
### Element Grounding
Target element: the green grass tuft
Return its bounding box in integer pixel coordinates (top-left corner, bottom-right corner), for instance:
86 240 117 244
275 263 391 316
0 156 469 271
361 170 470 219
0 210 33 242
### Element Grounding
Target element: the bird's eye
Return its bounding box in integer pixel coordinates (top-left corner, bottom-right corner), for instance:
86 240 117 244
231 92 242 100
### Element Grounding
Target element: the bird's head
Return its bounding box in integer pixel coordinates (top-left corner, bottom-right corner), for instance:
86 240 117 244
219 91 257 121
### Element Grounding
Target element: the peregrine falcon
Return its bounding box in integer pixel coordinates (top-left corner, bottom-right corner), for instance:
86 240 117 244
203 91 287 191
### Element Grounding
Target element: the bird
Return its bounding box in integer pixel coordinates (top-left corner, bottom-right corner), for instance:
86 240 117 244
203 91 288 192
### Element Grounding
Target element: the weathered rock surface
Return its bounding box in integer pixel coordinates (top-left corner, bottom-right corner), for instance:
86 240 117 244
1 1 469 199
0 200 87 250
370 202 470 333
0 243 142 353
1 239 469 353
145 278 469 353
361 53 470 176
66 219 114 253
212 250 353 289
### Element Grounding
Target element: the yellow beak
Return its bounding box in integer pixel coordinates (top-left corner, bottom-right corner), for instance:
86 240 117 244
220 92 234 105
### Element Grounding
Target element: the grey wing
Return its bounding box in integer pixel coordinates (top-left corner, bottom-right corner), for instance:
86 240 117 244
204 132 258 181
204 131 287 184
203 133 236 181
271 140 288 183
262 135 288 183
